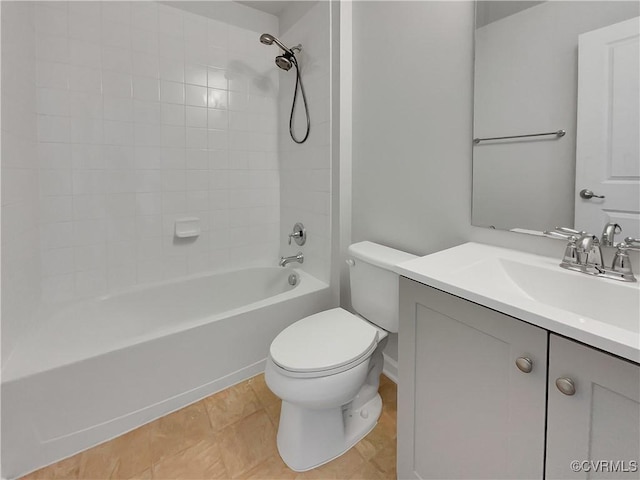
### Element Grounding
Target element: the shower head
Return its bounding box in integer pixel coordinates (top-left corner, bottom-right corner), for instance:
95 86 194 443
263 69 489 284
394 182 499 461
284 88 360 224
275 55 293 71
259 33 293 54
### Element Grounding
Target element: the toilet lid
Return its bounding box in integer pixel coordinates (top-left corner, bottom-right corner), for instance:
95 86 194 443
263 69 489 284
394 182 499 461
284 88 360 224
270 308 380 374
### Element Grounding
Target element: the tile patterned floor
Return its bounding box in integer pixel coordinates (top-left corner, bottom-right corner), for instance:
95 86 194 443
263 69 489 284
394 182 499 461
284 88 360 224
21 374 397 480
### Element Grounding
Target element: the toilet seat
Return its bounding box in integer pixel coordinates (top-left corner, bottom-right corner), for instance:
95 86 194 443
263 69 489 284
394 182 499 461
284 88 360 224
270 308 382 376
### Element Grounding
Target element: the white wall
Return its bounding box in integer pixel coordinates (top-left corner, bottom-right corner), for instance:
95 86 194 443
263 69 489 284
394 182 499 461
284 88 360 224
278 1 332 283
473 1 640 231
351 0 475 365
34 1 281 303
1 2 40 364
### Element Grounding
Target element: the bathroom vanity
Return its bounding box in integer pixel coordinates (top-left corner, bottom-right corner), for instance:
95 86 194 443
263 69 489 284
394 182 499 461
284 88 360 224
395 243 640 479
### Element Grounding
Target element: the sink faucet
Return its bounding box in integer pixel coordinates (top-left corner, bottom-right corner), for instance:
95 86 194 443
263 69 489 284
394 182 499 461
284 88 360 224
601 222 622 247
279 252 304 267
544 226 637 282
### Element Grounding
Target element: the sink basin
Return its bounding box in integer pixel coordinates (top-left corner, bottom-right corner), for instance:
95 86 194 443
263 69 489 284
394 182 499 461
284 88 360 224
396 243 640 363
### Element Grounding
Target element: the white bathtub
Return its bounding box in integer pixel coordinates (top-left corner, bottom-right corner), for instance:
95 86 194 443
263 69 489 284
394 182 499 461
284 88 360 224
1 267 331 479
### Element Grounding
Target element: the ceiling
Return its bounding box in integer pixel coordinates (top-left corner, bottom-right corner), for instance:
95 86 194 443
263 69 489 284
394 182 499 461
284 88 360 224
235 1 292 16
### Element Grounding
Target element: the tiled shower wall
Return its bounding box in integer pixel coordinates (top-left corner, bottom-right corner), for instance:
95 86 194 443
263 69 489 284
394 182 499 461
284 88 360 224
34 1 280 303
1 2 41 363
278 1 331 283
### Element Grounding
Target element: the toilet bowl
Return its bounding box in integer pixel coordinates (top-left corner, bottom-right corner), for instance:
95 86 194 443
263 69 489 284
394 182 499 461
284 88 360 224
265 242 416 472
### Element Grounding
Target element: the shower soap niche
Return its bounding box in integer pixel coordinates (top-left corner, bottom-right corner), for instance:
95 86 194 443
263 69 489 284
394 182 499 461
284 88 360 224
175 217 201 238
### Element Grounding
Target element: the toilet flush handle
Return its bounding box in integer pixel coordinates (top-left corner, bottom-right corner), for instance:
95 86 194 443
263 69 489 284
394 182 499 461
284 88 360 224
346 258 355 267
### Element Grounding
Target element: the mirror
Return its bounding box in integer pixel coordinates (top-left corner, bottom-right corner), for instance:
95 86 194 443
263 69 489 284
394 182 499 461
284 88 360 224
472 1 640 237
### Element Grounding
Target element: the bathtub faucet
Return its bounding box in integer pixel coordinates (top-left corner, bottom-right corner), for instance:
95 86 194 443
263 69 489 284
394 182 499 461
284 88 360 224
279 252 304 267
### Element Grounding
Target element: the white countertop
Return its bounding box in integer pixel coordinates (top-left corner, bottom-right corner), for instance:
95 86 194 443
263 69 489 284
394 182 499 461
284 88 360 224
395 242 640 364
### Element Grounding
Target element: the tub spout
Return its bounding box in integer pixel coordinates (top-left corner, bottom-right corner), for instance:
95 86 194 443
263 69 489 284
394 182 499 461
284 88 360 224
279 252 304 267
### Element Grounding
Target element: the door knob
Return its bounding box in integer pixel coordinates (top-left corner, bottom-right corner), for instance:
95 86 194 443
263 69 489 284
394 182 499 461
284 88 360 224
555 377 576 396
515 357 533 373
579 189 605 200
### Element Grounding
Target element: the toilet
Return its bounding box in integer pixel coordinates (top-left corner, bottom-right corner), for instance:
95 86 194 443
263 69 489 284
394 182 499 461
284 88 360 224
265 241 416 471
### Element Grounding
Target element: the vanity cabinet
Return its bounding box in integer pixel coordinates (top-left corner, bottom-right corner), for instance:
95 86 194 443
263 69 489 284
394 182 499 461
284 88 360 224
546 335 640 480
398 277 640 480
397 277 548 479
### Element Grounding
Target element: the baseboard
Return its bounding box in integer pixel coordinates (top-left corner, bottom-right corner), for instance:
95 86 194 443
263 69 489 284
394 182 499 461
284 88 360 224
382 353 398 384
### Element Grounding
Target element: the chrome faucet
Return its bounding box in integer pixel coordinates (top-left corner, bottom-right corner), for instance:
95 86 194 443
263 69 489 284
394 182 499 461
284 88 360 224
601 222 622 247
279 252 304 267
545 226 638 282
611 237 640 282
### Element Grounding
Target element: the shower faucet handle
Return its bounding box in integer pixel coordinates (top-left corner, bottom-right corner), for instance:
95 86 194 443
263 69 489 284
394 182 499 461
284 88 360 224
288 222 307 246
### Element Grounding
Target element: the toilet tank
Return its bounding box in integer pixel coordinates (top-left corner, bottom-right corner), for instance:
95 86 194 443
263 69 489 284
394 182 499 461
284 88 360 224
347 241 417 333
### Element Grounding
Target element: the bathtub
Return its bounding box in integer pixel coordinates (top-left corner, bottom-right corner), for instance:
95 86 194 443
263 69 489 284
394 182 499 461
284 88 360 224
1 267 331 479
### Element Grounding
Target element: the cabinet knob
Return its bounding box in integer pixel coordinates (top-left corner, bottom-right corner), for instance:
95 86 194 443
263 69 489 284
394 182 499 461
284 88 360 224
515 357 533 373
555 377 576 396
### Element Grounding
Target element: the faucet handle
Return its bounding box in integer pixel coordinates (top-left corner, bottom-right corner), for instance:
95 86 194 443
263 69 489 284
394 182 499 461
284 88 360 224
555 226 585 235
624 237 640 248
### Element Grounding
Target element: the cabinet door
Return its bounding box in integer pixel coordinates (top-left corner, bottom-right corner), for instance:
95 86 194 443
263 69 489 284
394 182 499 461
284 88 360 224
547 335 640 480
398 278 547 479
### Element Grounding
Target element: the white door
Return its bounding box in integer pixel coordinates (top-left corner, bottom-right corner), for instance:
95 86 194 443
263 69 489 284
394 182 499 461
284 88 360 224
546 335 640 480
575 17 640 238
398 279 547 480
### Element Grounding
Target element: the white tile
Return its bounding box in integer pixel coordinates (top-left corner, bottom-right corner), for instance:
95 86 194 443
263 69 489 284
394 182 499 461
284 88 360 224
132 28 159 54
73 194 106 220
42 274 75 303
162 170 185 191
103 145 135 169
208 88 228 109
104 97 134 122
69 40 102 69
41 222 74 250
161 125 185 148
35 5 68 37
41 195 73 223
103 71 133 98
38 115 70 143
186 106 207 128
159 56 184 83
69 11 101 42
185 64 207 87
158 5 183 36
37 61 69 89
135 170 162 193
161 191 187 213
208 109 228 130
161 103 185 126
103 46 133 74
71 145 105 169
103 120 134 146
136 192 162 216
207 68 227 90
69 92 103 119
186 127 207 149
207 46 228 69
208 129 228 150
133 76 160 102
162 148 186 170
160 80 184 104
38 143 71 169
132 52 159 78
137 215 162 238
135 146 162 169
132 2 158 32
68 65 102 94
186 85 207 107
70 118 103 144
40 169 72 196
186 171 209 191
209 150 229 170
37 35 69 63
159 33 185 60
208 19 228 49
37 88 69 116
102 1 131 24
134 100 161 125
72 170 106 195
134 124 161 147
186 149 208 170
75 269 107 298
42 247 75 277
102 19 132 49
